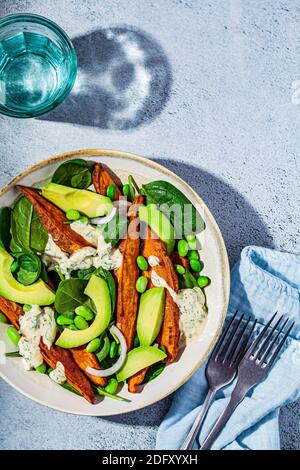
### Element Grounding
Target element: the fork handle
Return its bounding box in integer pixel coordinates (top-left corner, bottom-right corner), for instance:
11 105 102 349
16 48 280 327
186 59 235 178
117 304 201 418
200 384 247 450
180 388 217 450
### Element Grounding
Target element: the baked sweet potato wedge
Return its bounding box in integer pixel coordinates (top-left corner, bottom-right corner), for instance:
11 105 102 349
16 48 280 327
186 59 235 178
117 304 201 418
127 227 180 392
16 185 93 253
0 296 95 403
116 195 143 350
92 163 122 200
40 341 95 403
70 346 107 387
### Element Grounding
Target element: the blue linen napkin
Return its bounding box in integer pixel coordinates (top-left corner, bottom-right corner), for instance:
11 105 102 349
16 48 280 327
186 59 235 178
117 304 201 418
156 246 300 450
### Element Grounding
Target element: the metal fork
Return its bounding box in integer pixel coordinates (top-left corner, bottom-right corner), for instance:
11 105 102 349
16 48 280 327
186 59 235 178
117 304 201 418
200 312 294 450
181 311 255 450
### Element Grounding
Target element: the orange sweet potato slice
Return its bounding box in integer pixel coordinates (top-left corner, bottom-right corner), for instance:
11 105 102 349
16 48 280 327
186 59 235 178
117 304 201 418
171 251 189 270
116 195 143 350
92 163 122 200
127 227 180 392
40 341 95 403
128 368 148 393
0 296 95 403
70 346 107 387
16 185 93 254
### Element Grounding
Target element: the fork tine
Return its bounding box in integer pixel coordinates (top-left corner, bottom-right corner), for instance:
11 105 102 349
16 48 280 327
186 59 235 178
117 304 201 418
234 319 257 364
221 314 244 363
245 312 278 358
226 316 251 364
212 310 238 359
254 314 284 360
265 320 294 368
259 317 289 363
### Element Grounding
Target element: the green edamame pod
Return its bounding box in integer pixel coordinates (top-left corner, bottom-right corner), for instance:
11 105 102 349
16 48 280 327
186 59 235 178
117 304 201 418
104 378 118 395
7 327 20 345
86 337 101 353
109 340 118 358
75 305 94 321
74 316 89 330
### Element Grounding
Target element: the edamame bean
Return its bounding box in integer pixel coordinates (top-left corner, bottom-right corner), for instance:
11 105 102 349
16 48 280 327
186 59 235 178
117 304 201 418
66 209 80 221
106 184 116 199
178 239 189 257
104 378 118 395
190 259 203 273
62 310 74 319
75 305 94 321
175 264 186 275
74 316 89 330
23 304 32 312
109 340 118 358
86 337 101 353
67 324 78 331
7 327 20 345
137 255 148 271
136 275 148 293
10 260 19 273
0 312 8 323
79 216 89 224
197 275 210 288
186 234 197 250
57 315 74 326
36 362 47 374
187 249 199 260
122 183 130 197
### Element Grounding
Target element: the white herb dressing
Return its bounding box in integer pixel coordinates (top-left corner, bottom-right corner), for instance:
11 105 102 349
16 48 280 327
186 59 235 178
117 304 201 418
49 361 66 384
148 255 160 267
18 306 56 370
42 222 123 277
150 269 207 342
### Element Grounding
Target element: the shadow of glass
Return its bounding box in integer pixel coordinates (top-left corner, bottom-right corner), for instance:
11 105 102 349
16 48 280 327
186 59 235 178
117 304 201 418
153 159 274 266
40 26 172 129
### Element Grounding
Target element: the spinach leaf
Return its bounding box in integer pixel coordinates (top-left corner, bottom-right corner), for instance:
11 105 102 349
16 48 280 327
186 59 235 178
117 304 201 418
15 252 41 286
30 210 48 252
75 266 96 280
10 196 33 253
52 159 92 189
102 214 128 247
143 361 166 383
0 207 12 250
54 278 88 314
74 267 116 314
141 180 205 237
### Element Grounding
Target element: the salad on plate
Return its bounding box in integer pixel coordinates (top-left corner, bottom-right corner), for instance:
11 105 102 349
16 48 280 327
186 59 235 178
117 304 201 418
0 159 210 404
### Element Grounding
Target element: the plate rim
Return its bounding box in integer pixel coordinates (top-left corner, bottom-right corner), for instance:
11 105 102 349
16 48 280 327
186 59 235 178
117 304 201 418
0 148 230 416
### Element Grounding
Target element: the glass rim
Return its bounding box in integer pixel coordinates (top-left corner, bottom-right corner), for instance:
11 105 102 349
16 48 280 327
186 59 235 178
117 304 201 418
0 13 78 118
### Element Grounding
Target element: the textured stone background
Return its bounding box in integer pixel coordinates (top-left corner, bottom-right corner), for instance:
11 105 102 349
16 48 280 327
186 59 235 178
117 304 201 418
0 0 299 450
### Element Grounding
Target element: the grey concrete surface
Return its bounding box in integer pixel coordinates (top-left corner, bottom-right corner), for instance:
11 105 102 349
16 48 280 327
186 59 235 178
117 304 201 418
0 0 299 450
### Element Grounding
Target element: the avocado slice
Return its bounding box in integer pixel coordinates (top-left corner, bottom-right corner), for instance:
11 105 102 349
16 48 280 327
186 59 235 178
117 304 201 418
116 346 167 382
139 204 175 254
0 246 55 305
55 274 111 348
137 287 165 346
42 183 113 218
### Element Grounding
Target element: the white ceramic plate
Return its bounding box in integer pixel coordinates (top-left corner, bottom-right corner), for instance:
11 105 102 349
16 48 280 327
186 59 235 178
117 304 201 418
0 149 230 416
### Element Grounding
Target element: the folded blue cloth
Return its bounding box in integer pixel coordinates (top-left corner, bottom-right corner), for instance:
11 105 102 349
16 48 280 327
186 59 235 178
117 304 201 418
156 246 300 450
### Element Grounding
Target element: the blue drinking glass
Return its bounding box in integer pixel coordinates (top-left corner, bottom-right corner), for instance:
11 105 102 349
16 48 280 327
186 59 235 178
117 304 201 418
0 13 77 118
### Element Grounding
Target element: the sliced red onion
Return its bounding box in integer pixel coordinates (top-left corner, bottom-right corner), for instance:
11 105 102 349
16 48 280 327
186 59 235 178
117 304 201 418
90 206 117 225
85 325 127 377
